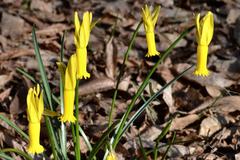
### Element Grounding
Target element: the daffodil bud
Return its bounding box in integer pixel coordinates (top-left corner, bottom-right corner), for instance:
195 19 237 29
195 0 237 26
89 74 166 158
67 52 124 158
142 5 160 57
106 151 117 160
60 54 77 123
194 11 214 76
27 84 44 154
74 11 93 79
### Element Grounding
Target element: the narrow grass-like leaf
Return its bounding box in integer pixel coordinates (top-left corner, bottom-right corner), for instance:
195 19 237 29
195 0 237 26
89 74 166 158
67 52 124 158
0 114 28 141
89 121 119 160
138 135 147 160
154 119 172 160
59 31 67 159
0 152 15 160
1 148 33 160
161 132 176 160
111 26 194 150
32 27 61 159
79 126 92 151
60 31 65 62
32 26 53 110
45 117 60 159
118 65 193 142
108 21 143 127
16 68 36 83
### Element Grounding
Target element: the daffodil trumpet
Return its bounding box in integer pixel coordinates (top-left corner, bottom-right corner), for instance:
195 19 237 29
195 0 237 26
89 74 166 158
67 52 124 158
142 5 160 57
60 54 77 123
27 84 44 154
194 11 214 76
195 45 209 76
76 47 89 79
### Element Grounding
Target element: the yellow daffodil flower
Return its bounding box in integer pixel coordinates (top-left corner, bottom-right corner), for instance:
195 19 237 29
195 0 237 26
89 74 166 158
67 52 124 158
142 5 160 57
106 151 117 160
60 54 77 123
194 11 214 76
27 84 44 154
74 11 93 79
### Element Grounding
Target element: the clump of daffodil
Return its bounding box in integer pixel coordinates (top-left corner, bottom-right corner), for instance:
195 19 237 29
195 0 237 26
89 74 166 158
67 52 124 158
106 151 117 160
27 84 44 154
74 11 93 79
142 5 160 57
60 54 77 123
194 11 214 76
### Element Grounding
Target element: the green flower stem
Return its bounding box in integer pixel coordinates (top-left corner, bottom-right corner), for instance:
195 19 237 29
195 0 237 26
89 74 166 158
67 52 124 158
75 80 81 160
108 21 143 127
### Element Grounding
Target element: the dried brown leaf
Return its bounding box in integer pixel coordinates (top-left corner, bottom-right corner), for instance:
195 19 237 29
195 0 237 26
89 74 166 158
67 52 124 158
30 0 53 13
214 96 240 114
170 114 199 130
205 85 221 98
1 12 25 39
78 77 114 96
174 63 235 88
0 88 12 102
105 37 115 79
199 116 222 137
0 49 34 61
36 24 69 37
9 93 21 115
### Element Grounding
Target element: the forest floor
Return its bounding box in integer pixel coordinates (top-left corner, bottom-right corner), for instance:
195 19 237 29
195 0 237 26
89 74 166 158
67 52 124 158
1 0 240 159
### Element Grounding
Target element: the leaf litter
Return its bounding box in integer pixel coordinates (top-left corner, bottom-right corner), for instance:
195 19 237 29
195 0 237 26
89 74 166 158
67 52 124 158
1 0 240 159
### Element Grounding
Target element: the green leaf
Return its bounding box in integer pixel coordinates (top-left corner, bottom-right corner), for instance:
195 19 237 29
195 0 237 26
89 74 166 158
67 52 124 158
0 114 28 141
118 65 193 142
32 27 61 160
16 68 36 83
161 132 176 160
79 126 92 151
138 135 147 160
0 152 15 160
154 119 172 160
108 21 143 127
1 148 33 160
111 26 194 150
59 30 67 160
32 26 53 110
